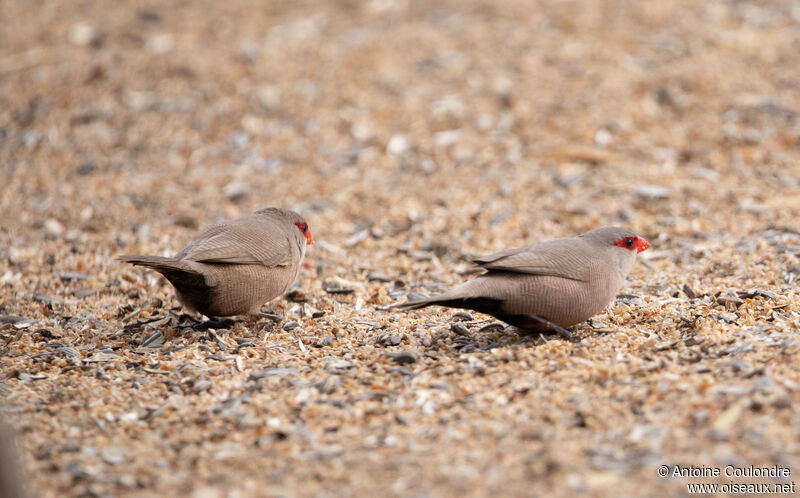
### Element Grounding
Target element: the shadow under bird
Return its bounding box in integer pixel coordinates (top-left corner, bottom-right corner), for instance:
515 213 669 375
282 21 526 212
395 226 651 340
118 207 313 318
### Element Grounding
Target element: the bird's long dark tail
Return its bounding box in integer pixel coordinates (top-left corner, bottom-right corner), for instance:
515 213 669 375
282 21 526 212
395 295 572 337
117 255 206 288
118 254 192 272
394 293 506 317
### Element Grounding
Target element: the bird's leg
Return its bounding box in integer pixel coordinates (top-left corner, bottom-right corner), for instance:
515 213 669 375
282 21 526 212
528 316 577 342
255 312 283 323
241 314 261 328
194 316 236 330
241 312 283 331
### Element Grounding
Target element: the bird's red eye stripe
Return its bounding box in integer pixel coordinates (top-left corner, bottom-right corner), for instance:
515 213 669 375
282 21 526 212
295 222 314 245
614 235 650 253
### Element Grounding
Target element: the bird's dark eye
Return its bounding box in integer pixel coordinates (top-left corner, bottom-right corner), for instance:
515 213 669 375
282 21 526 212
625 237 634 248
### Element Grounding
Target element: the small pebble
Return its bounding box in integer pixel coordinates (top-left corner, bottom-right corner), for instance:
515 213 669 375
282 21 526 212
325 359 355 372
322 277 357 294
315 376 339 394
101 446 126 465
690 168 720 181
366 272 392 282
313 336 334 348
377 333 403 347
450 323 470 336
18 373 47 381
738 289 777 300
0 315 25 324
384 351 418 364
71 288 95 299
69 23 103 47
450 311 474 321
248 368 298 381
589 318 608 329
716 292 744 308
354 320 381 329
59 272 90 281
223 181 250 201
147 33 174 53
56 347 80 357
459 344 476 354
43 219 64 236
386 134 411 156
466 356 486 374
142 332 164 349
635 184 669 200
478 323 505 333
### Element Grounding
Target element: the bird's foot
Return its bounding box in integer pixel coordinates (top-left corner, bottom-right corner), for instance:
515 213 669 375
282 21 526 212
528 316 578 342
194 316 235 331
548 326 577 342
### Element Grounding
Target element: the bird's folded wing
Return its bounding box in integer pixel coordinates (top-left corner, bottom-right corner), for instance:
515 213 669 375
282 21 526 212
472 240 590 281
178 220 290 267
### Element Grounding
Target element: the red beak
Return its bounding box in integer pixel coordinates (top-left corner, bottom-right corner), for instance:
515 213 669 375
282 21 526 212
305 231 314 245
636 236 651 253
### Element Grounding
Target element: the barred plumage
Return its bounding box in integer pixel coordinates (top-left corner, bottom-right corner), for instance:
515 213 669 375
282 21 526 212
396 227 650 332
118 207 312 317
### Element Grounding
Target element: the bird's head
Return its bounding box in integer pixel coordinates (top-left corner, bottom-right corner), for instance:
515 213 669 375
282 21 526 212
294 221 314 245
254 206 314 245
581 226 650 277
581 226 650 253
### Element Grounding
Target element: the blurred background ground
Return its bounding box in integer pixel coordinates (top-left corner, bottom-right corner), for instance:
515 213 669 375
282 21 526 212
2 0 800 496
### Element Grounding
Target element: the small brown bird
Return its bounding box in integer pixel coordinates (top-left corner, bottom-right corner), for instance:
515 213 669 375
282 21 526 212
396 227 650 340
119 207 313 318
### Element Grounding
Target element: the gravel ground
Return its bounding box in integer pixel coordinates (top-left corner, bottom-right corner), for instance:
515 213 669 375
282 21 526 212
2 0 800 496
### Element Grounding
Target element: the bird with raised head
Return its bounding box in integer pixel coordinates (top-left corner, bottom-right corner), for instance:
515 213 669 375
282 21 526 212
119 207 313 319
395 226 650 340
